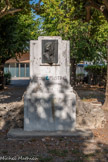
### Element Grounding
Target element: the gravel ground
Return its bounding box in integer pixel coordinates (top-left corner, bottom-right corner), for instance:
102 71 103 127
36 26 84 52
0 85 108 162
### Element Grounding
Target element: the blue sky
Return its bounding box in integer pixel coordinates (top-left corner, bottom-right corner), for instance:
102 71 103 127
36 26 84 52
30 0 41 5
30 0 42 19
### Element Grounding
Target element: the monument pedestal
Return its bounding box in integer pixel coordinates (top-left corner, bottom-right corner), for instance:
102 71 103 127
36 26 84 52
7 36 76 137
8 128 93 139
24 79 76 131
24 36 76 132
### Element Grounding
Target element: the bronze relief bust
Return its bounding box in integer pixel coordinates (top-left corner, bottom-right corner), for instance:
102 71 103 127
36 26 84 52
42 40 58 64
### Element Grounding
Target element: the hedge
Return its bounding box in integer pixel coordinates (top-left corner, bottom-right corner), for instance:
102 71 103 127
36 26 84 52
84 65 107 86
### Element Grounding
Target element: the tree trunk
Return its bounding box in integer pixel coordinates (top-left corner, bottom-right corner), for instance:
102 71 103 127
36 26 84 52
102 41 108 110
70 58 77 86
0 64 5 90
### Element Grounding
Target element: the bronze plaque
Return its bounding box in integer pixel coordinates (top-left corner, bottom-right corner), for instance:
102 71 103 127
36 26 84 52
42 40 58 64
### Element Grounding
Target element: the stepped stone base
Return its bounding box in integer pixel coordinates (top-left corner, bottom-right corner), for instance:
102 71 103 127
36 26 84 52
7 128 93 139
24 78 76 131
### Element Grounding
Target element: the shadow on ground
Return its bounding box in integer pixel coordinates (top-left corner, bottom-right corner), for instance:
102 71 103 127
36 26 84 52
0 130 108 162
74 84 105 104
0 85 26 130
0 84 108 161
0 85 27 103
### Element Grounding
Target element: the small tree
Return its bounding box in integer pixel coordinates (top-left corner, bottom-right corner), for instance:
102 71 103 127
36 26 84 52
84 0 108 110
35 0 105 85
0 13 40 89
35 0 108 109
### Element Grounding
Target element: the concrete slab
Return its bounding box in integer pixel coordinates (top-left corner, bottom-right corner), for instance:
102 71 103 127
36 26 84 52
7 128 93 139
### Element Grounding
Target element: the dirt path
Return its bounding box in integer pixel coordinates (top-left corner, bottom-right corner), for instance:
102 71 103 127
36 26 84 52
75 84 105 104
0 85 26 130
0 85 108 162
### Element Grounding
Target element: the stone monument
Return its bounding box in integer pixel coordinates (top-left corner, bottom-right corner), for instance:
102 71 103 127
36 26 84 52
24 36 76 132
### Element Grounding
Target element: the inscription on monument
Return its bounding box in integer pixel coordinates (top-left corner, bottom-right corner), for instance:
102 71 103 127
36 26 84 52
42 40 58 64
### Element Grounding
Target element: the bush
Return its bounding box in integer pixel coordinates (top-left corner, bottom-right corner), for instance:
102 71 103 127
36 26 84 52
4 72 11 85
76 73 85 83
84 65 106 86
84 65 107 74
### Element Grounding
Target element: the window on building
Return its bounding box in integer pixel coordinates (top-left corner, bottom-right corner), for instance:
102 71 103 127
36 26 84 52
4 64 9 74
16 63 19 77
4 63 30 78
10 63 16 77
26 63 30 77
20 63 25 77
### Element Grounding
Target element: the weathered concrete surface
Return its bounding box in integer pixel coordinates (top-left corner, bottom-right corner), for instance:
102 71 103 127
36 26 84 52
8 128 93 139
30 36 70 84
24 79 76 131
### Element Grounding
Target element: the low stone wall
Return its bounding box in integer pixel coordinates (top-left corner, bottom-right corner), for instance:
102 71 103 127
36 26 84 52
75 92 106 129
1 91 106 130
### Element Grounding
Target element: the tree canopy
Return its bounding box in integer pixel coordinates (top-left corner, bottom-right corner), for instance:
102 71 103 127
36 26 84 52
35 0 108 21
85 0 108 22
0 13 40 64
0 0 31 18
35 0 108 63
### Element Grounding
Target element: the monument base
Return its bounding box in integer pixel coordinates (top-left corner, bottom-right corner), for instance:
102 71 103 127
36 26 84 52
24 79 76 131
24 36 76 132
7 128 93 139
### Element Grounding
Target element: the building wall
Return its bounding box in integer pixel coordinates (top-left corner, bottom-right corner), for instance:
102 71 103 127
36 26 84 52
4 53 91 79
4 63 30 78
76 64 88 76
4 53 30 78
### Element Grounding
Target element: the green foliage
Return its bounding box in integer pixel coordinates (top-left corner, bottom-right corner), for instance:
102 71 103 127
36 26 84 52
76 73 85 83
0 0 31 15
38 156 53 162
38 0 107 63
4 72 11 85
48 149 68 157
68 21 99 62
84 65 107 74
76 73 85 77
85 65 106 85
94 18 108 60
0 13 40 64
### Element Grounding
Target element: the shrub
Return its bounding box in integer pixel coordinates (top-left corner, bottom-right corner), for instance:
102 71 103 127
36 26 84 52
84 65 107 75
84 65 106 86
76 73 85 83
4 72 11 85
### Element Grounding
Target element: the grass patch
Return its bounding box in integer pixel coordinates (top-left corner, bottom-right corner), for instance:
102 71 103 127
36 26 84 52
71 149 80 154
0 161 16 162
48 149 68 157
59 137 64 141
66 159 84 162
29 138 36 142
38 156 53 162
1 150 8 154
84 153 95 157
